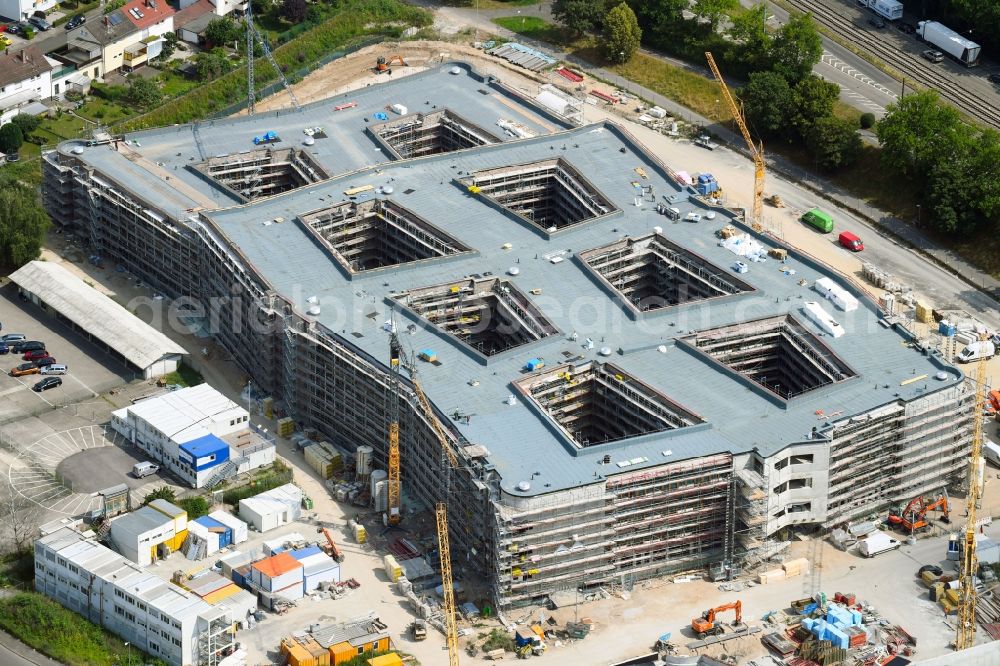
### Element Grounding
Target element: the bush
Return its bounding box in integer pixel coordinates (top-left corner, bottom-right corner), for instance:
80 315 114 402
859 112 876 130
89 81 125 102
65 89 84 101
0 123 24 154
179 496 210 519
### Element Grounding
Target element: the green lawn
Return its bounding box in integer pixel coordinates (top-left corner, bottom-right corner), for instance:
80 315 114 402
492 16 572 44
446 0 537 7
76 98 132 125
159 70 199 98
162 363 203 387
612 52 730 122
0 592 166 666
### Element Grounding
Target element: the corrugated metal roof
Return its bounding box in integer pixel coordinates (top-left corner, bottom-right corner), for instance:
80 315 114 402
110 506 172 539
312 621 387 648
9 261 186 371
252 551 302 578
148 498 186 518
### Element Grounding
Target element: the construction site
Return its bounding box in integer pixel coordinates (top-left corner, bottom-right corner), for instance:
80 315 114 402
39 58 976 631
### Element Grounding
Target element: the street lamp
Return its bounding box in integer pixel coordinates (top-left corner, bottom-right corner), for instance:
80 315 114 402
124 641 131 666
916 204 921 228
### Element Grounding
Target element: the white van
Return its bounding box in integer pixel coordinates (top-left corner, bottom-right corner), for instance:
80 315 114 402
957 340 995 363
40 364 67 375
133 461 159 478
986 441 1000 468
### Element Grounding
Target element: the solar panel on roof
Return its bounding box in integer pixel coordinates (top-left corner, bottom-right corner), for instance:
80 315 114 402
107 12 124 25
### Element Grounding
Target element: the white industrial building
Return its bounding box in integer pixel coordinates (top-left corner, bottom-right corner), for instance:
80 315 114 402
9 260 186 378
111 383 276 488
109 503 186 567
238 484 303 532
35 525 241 666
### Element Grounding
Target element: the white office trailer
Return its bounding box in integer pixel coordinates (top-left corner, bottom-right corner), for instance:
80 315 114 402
109 504 184 567
111 383 275 488
238 484 303 532
208 511 249 544
35 526 242 666
297 552 341 591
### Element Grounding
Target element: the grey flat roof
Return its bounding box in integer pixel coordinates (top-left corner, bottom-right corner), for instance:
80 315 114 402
58 63 568 220
58 64 964 498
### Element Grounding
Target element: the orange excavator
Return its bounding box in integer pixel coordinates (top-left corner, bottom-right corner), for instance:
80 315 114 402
374 55 408 74
691 600 742 639
888 495 950 532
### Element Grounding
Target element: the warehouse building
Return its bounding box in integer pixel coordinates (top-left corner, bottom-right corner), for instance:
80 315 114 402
238 483 303 532
111 383 275 488
35 525 242 666
9 260 186 379
109 501 188 566
42 63 973 609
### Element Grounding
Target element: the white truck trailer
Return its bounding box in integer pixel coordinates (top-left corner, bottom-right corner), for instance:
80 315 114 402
858 0 903 21
858 530 901 558
917 21 981 66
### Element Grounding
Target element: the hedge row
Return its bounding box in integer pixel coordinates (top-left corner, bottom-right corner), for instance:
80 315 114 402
119 0 431 131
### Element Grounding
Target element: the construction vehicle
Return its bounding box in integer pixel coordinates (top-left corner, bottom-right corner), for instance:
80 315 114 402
888 495 950 532
691 600 743 639
322 527 345 563
956 332 989 650
375 55 408 74
706 52 765 232
410 619 427 641
765 194 785 208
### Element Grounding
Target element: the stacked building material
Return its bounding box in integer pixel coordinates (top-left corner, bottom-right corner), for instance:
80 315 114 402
783 558 809 578
304 441 343 479
758 569 786 584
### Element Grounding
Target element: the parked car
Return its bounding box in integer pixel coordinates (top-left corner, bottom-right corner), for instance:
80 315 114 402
23 349 50 361
988 73 1000 86
32 356 56 368
32 377 62 392
838 231 864 252
40 364 67 375
0 34 11 47
11 341 44 354
28 16 51 31
133 461 160 478
0 343 7 355
5 22 24 36
10 363 40 377
2 333 26 343
65 14 85 29
868 17 886 29
922 50 944 63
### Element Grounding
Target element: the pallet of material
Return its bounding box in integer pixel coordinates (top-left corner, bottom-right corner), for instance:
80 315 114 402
758 569 786 584
589 90 618 104
782 558 809 577
555 67 583 82
761 631 796 656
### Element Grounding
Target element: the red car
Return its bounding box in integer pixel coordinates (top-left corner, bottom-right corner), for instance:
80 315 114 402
23 349 51 361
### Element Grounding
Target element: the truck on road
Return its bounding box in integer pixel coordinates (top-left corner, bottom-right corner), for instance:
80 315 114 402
857 0 903 21
917 21 981 66
859 530 901 558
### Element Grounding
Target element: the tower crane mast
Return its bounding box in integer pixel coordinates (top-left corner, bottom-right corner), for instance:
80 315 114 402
705 51 765 231
245 0 299 115
956 333 989 649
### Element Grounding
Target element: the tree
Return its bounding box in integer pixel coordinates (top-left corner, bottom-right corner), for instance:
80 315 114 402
692 0 737 32
552 0 607 36
859 112 876 130
791 75 839 135
124 76 161 110
143 486 177 505
0 476 43 554
195 48 233 81
0 187 49 270
603 3 641 64
204 16 241 47
805 116 862 170
769 12 822 84
875 90 966 178
0 123 23 154
103 0 125 14
10 114 40 136
156 31 179 62
727 4 772 72
626 0 685 36
179 496 210 519
740 71 794 135
281 0 307 23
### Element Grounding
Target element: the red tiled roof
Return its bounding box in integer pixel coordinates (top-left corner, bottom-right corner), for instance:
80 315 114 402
251 551 302 578
173 0 214 30
121 0 175 30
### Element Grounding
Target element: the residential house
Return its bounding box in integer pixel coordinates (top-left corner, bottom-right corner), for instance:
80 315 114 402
120 0 175 71
0 45 52 126
0 0 56 23
174 0 215 46
64 11 139 78
47 55 91 100
178 0 244 19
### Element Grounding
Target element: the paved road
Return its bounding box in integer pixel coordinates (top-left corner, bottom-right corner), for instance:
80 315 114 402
0 628 63 666
3 3 107 56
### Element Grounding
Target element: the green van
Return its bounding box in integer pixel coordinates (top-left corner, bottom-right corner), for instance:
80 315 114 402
801 208 834 233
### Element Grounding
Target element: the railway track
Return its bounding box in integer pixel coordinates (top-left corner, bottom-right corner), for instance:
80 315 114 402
784 0 1000 130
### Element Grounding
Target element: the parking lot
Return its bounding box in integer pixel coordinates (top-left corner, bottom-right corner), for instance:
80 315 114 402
0 284 133 423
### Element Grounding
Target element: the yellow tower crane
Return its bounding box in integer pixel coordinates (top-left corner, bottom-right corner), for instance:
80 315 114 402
385 331 403 526
705 51 766 232
956 332 989 650
408 359 460 666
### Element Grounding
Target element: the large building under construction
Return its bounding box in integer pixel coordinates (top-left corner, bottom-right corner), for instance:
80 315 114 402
42 63 971 608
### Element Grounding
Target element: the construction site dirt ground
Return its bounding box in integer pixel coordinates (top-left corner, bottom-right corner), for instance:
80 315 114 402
24 39 1000 665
